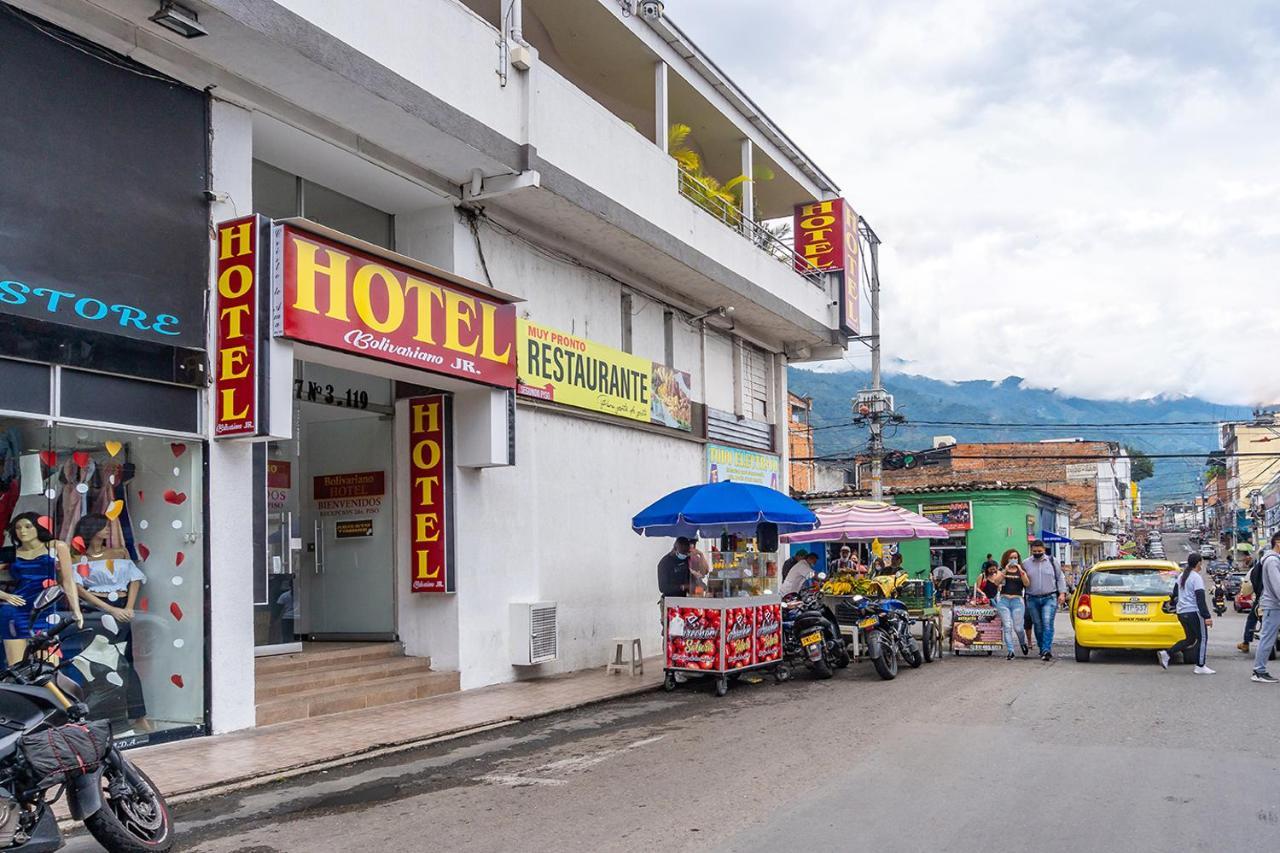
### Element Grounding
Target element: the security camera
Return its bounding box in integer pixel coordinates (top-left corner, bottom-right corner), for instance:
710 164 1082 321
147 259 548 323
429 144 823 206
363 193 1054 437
639 1 664 21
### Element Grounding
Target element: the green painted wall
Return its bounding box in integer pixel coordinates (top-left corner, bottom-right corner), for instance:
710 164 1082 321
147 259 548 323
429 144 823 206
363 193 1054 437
892 490 1054 584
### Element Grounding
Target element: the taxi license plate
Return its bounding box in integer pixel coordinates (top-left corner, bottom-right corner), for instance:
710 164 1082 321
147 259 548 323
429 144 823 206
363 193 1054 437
858 617 878 630
801 631 823 647
1122 602 1148 615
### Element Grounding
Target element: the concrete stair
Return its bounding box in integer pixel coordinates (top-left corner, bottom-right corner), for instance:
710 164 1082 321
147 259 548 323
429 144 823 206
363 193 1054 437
255 643 460 727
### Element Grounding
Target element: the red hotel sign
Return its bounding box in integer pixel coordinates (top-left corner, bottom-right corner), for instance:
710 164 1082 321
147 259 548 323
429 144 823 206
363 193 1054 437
793 198 860 336
214 216 261 437
409 395 451 593
273 225 517 388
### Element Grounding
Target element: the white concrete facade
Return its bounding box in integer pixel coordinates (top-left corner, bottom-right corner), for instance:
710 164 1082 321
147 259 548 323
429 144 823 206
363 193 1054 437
14 0 850 734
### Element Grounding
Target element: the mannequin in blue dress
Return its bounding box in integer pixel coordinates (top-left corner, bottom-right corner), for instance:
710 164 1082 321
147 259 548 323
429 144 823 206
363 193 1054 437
0 512 83 665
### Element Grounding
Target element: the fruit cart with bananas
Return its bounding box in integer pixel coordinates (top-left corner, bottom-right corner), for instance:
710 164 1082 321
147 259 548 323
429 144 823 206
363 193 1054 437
784 500 952 663
631 480 820 697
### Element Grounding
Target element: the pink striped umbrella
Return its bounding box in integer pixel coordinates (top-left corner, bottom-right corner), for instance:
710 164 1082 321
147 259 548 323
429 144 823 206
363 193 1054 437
782 500 950 543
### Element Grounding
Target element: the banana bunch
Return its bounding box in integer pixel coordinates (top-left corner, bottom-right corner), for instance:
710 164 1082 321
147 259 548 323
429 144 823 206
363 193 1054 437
821 579 855 595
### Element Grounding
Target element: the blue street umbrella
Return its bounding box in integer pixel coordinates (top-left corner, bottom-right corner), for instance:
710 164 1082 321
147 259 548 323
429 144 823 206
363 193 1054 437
631 480 819 538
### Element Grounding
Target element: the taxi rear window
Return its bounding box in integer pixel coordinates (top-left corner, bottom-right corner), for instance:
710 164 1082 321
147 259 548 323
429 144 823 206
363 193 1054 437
1085 569 1178 596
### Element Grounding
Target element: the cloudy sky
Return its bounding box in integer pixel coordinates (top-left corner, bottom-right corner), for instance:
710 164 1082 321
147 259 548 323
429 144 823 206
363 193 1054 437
673 0 1280 406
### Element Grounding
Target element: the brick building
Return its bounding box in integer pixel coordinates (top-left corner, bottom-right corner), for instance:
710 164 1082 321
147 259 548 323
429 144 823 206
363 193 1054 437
861 439 1132 531
788 392 815 493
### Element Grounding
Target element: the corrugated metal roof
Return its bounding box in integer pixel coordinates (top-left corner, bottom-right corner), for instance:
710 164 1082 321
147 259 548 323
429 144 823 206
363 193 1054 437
798 481 1072 505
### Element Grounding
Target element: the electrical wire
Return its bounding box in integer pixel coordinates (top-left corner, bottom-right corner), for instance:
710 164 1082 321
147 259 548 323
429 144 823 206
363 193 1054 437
3 4 181 86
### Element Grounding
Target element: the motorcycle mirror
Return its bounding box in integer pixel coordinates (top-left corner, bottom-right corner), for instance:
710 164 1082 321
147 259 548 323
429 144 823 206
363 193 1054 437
32 585 63 612
817 572 828 580
852 594 865 602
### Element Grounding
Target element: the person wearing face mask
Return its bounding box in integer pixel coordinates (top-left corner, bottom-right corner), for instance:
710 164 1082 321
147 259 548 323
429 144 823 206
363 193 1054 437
1023 539 1067 661
657 537 706 597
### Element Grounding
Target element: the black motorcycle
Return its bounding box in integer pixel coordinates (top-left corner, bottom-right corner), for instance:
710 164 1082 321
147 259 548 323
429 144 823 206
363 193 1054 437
1212 583 1227 617
836 594 922 680
0 586 173 852
781 587 849 680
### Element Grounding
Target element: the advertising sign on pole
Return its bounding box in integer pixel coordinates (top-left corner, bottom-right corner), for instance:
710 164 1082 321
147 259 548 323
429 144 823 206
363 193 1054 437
273 224 517 388
214 215 260 438
516 320 692 430
792 198 860 336
409 395 453 593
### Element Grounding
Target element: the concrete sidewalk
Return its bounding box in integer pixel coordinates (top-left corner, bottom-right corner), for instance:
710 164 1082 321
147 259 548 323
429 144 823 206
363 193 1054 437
132 659 662 803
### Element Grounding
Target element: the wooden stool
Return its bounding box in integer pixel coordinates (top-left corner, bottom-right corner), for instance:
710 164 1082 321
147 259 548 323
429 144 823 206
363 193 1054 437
606 637 643 676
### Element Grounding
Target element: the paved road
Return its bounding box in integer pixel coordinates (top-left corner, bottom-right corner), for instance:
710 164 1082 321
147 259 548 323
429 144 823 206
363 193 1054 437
65 608 1280 853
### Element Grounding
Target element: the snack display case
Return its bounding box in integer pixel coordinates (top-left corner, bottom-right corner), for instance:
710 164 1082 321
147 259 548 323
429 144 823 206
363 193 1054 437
662 550 785 697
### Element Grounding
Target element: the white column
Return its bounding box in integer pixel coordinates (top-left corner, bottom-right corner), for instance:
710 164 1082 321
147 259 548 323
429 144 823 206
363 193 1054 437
206 98 257 734
654 61 669 152
740 138 754 217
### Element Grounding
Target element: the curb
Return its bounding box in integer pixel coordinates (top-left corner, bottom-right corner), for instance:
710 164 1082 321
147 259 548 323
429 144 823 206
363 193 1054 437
164 678 662 805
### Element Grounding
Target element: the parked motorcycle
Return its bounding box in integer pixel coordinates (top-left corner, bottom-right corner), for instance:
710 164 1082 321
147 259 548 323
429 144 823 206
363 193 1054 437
835 594 922 680
1212 583 1227 617
781 586 849 680
0 586 174 852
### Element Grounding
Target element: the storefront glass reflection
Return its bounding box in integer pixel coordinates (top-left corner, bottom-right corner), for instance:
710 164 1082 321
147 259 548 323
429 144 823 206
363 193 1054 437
0 418 204 741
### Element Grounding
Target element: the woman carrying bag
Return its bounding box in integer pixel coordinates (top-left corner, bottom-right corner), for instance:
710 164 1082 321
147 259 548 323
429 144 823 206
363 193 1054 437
1160 554 1214 674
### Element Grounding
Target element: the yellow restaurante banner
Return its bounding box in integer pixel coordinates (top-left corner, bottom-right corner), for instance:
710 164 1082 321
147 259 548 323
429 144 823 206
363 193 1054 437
516 319 692 430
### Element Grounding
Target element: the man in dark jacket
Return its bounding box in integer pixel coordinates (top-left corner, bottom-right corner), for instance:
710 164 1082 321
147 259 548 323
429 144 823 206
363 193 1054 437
657 537 705 597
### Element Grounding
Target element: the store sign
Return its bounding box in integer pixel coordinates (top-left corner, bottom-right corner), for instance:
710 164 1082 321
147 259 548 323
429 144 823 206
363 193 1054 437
335 519 374 539
1026 514 1037 542
706 444 781 489
273 225 517 388
313 471 385 517
214 216 261 438
1065 463 1097 481
919 501 973 532
754 603 782 663
516 320 692 431
267 459 291 489
951 606 1004 652
792 198 860 335
409 395 452 593
1 10 208 350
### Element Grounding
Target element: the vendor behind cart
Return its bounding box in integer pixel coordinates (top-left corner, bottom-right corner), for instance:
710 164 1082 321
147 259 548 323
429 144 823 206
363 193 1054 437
657 536 707 597
780 552 819 597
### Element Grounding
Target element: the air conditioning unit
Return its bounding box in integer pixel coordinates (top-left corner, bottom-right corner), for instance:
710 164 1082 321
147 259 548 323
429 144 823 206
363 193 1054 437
510 602 558 665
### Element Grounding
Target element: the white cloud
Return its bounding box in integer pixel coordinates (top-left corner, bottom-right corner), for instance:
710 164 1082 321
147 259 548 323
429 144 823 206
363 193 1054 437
671 0 1280 405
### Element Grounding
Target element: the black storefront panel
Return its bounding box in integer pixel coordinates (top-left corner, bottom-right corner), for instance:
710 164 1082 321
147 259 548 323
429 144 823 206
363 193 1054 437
0 5 208 352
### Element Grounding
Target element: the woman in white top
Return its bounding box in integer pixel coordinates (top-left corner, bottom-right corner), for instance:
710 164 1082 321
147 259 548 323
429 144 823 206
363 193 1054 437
72 512 150 729
1159 554 1213 673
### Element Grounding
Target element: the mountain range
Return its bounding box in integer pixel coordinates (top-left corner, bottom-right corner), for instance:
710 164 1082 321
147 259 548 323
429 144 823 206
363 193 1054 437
788 366 1253 503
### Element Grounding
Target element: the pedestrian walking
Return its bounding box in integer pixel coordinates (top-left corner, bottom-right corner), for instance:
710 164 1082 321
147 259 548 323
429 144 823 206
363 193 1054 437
1158 554 1213 674
1249 533 1280 684
974 563 1001 605
1023 540 1067 661
994 549 1030 659
1237 553 1257 654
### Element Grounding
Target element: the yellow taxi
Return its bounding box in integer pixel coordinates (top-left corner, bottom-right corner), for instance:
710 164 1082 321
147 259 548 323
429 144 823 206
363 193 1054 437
1070 560 1186 662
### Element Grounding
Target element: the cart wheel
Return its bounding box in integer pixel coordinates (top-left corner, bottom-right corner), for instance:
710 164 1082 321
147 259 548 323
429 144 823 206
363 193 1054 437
663 672 677 692
714 677 729 697
922 623 937 663
774 664 792 683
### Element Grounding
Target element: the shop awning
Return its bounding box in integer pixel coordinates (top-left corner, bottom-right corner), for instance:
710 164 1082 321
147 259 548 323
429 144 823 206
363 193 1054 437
1069 527 1117 545
1040 530 1073 544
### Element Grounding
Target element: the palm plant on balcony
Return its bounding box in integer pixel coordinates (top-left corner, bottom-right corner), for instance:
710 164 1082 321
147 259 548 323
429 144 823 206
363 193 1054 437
668 123 772 230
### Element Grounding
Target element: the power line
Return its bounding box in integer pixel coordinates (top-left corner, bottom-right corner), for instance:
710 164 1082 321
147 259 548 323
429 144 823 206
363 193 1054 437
791 450 1280 463
907 419 1236 428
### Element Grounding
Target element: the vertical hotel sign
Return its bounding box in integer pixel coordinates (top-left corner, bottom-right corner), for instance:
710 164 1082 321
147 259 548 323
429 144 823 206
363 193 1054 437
409 395 452 593
214 215 260 437
793 198 860 336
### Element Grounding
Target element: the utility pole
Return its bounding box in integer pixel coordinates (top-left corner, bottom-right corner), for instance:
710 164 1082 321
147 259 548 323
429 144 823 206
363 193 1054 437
853 218 891 502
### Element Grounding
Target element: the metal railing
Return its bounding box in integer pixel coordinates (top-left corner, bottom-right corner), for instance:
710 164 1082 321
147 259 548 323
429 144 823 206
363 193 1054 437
675 169 826 283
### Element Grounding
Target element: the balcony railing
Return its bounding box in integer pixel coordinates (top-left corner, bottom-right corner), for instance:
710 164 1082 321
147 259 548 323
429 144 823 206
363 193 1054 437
676 168 825 283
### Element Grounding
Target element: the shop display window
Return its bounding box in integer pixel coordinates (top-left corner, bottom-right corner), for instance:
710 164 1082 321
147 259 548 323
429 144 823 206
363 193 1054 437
0 417 204 742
